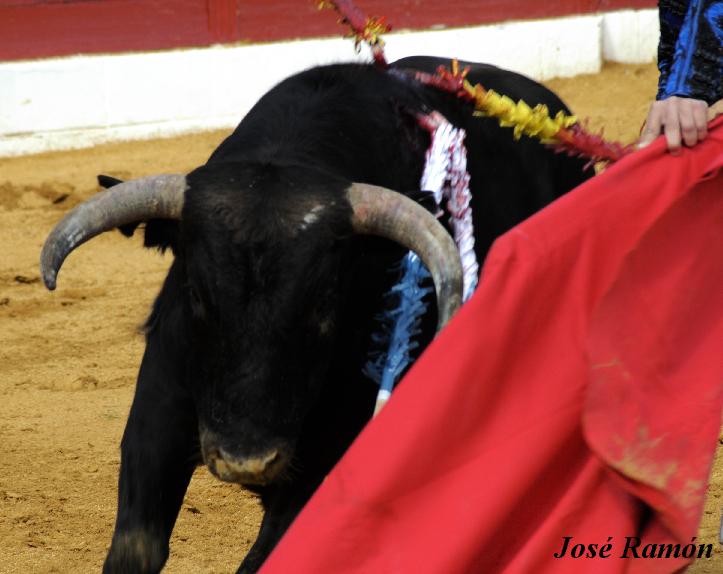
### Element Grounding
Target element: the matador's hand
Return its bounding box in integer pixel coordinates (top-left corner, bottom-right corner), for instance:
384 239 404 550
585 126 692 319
638 96 709 154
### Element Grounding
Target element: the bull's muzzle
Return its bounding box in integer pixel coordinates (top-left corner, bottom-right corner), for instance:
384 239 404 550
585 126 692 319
201 431 288 486
206 448 285 485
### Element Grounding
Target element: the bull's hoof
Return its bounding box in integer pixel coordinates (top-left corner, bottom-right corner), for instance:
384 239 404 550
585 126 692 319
103 531 168 574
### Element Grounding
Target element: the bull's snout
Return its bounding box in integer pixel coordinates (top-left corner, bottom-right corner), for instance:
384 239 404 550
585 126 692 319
201 431 288 485
206 447 286 485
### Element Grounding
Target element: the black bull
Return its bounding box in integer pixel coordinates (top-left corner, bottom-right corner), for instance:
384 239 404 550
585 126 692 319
40 56 590 573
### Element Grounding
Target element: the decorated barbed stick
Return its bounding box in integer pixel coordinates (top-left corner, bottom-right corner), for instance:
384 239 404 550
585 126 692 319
366 112 478 415
412 60 633 165
418 112 479 302
317 0 390 67
365 253 432 415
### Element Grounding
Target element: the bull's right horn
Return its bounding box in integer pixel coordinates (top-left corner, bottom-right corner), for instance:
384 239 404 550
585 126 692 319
347 183 464 333
40 174 186 290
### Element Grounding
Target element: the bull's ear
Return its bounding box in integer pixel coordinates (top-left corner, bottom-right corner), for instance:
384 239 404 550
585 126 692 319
97 174 180 254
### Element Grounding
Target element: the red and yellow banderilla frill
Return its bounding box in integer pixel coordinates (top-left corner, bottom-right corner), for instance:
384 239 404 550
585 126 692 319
413 60 633 164
317 0 390 67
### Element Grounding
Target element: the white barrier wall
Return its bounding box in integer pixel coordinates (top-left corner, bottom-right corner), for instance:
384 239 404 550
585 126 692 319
0 9 658 157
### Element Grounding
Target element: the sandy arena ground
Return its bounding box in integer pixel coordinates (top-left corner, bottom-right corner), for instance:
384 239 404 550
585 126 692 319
1 62 721 573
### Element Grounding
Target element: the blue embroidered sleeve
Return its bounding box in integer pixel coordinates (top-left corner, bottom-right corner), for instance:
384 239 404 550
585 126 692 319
657 0 723 103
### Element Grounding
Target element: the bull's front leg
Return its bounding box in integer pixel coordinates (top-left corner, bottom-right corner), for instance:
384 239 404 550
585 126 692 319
103 342 199 574
236 400 367 573
236 480 321 574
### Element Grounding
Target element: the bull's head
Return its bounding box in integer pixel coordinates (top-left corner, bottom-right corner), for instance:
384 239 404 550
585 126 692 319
40 164 462 486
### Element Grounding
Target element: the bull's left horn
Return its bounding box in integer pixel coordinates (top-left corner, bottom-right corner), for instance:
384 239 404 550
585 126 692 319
40 174 186 290
347 183 463 333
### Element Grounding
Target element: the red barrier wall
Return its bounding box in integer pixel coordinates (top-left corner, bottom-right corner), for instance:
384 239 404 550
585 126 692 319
0 0 656 62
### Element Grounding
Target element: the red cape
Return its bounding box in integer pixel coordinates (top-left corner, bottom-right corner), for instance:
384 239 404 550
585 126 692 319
261 118 723 574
